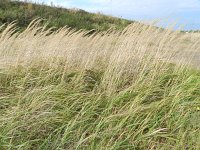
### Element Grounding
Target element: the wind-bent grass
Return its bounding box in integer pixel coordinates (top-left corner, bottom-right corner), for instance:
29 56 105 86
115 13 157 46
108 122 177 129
0 19 200 149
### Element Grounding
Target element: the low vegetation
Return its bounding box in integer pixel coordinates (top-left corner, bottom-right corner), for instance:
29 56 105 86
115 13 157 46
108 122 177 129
0 0 132 31
0 19 199 149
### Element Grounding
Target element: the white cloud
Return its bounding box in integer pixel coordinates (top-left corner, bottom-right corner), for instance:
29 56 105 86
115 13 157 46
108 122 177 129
87 0 200 14
75 0 200 18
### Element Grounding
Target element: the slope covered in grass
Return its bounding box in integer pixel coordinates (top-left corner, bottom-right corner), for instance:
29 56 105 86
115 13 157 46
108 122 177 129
0 20 200 149
0 0 132 31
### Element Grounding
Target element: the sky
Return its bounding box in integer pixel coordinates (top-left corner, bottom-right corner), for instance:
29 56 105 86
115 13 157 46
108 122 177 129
19 0 200 30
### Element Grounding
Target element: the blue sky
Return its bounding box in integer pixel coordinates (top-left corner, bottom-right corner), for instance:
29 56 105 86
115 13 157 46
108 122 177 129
20 0 200 30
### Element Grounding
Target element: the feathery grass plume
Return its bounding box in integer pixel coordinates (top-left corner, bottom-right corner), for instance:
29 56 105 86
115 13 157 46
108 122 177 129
0 20 200 149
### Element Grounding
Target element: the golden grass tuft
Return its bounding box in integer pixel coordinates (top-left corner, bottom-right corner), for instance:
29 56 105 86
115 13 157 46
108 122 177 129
0 19 200 149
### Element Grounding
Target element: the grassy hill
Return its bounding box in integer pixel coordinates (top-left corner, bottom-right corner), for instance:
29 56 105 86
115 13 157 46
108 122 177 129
0 0 132 31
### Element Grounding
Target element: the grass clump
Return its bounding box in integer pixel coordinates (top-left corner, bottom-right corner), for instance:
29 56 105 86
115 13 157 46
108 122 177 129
0 20 200 149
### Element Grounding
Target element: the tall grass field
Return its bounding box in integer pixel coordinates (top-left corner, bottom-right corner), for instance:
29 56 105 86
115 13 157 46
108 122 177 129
0 19 200 149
